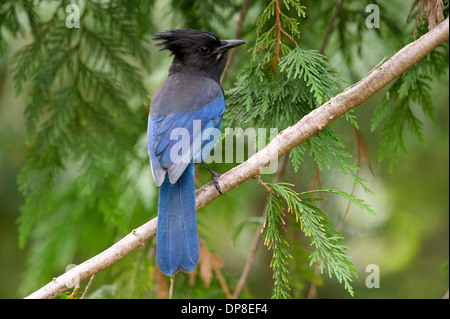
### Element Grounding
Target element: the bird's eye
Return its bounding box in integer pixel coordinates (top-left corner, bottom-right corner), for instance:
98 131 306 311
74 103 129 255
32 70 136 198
200 46 210 54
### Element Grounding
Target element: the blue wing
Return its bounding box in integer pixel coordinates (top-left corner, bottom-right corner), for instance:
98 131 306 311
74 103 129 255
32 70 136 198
148 95 225 186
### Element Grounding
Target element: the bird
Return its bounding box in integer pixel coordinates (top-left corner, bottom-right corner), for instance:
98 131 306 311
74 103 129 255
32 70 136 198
147 29 246 276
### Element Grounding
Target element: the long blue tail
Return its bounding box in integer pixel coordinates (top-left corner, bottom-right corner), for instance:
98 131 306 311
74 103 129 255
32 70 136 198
156 163 199 276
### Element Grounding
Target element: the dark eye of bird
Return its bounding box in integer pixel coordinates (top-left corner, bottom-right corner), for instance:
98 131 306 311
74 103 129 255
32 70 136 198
200 46 210 54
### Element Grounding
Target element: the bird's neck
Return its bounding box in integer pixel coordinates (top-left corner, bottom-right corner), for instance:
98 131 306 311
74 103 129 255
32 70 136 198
168 58 223 83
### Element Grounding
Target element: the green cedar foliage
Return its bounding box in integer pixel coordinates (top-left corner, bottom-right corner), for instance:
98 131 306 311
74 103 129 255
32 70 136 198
262 183 375 298
371 20 449 171
7 1 157 294
12 0 154 247
225 0 368 192
225 0 374 297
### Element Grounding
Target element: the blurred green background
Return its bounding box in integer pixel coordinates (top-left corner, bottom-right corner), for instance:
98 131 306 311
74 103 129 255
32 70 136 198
0 0 448 298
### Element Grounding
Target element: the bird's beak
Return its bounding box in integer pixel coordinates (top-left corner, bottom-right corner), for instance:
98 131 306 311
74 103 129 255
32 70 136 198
216 39 247 53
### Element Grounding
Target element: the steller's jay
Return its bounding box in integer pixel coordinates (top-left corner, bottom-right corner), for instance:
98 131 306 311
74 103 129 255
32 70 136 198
147 29 246 276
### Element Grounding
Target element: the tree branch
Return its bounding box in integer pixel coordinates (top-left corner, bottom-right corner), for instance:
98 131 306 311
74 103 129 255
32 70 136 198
25 18 449 299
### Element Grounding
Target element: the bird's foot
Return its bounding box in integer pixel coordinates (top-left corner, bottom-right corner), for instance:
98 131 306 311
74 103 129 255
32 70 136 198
201 162 223 195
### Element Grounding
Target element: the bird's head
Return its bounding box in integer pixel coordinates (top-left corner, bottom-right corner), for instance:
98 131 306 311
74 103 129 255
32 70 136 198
153 29 246 82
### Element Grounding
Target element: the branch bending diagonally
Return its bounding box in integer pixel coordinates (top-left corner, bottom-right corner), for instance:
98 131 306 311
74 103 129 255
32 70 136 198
25 18 449 299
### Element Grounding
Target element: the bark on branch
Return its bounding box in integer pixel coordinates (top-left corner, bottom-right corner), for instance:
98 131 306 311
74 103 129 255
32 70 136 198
25 18 449 299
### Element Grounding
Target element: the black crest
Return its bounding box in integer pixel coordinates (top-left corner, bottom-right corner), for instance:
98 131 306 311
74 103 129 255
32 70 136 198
153 29 221 58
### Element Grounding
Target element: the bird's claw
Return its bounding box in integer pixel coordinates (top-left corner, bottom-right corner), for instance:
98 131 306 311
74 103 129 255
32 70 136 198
212 175 223 195
201 162 223 195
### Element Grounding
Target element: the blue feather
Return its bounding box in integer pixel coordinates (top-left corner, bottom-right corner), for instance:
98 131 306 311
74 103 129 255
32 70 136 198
156 163 198 275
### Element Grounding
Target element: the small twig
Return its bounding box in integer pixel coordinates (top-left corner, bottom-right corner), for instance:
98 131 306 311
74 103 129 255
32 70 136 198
232 155 289 299
254 174 273 193
231 218 264 299
169 274 175 299
79 0 91 21
271 0 298 72
221 0 252 85
319 0 345 54
40 0 65 32
306 257 321 299
80 274 96 299
335 179 358 232
213 267 232 299
343 56 390 93
280 28 298 47
69 287 79 299
336 127 366 232
306 164 325 299
272 0 283 72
